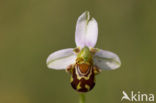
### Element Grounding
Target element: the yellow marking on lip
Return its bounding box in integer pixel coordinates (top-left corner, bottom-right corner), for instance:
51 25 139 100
70 77 73 82
76 82 82 90
85 84 90 90
76 67 92 80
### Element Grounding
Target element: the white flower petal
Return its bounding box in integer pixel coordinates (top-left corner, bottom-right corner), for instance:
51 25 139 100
75 11 98 48
46 48 76 70
93 49 121 70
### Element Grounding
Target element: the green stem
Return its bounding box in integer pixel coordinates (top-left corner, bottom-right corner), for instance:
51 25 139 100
79 93 85 103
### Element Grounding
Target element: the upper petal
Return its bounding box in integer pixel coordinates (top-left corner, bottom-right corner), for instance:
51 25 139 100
93 49 121 70
46 48 76 70
75 11 98 48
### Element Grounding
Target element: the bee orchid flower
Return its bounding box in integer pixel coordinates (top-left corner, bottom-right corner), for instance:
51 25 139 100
46 11 121 92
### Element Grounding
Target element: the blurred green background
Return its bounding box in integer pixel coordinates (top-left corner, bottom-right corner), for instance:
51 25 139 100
0 0 156 103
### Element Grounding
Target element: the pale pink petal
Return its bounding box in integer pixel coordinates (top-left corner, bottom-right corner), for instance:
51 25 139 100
75 11 98 48
93 49 121 70
46 48 76 70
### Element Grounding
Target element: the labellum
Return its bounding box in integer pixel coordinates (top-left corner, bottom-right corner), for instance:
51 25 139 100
67 47 100 92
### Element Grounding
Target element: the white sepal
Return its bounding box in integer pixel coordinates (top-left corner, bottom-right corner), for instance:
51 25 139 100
46 48 76 70
75 11 98 48
93 49 121 70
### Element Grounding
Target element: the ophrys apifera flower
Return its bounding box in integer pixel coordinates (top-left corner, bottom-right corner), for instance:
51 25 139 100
46 11 121 92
